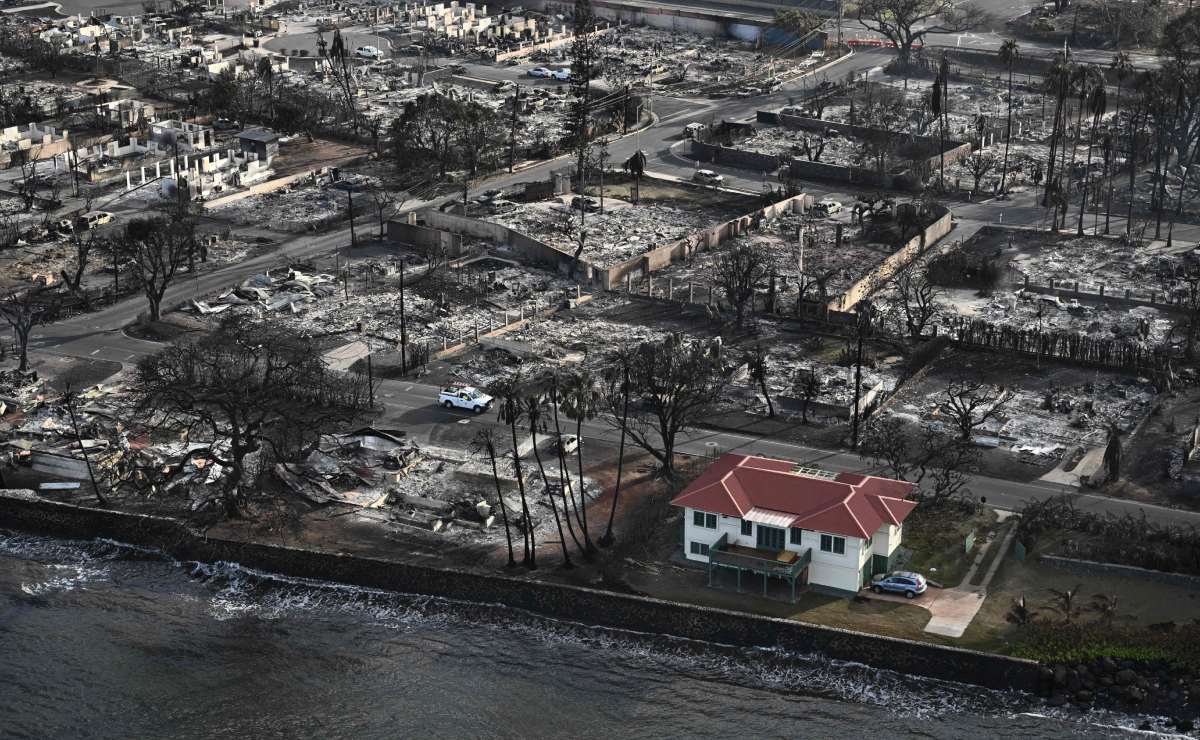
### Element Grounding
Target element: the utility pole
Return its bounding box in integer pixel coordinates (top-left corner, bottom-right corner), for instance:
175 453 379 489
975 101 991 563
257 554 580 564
508 84 520 173
399 260 408 376
367 347 375 407
64 389 105 506
837 0 844 50
851 301 871 448
347 187 357 248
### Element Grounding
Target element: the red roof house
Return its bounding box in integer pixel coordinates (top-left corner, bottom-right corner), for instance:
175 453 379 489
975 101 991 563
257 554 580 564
672 454 919 597
671 454 918 540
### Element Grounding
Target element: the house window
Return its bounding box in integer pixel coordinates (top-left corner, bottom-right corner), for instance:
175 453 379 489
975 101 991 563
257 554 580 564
740 520 753 536
693 511 717 529
756 525 785 551
820 534 846 555
789 527 803 545
690 541 710 556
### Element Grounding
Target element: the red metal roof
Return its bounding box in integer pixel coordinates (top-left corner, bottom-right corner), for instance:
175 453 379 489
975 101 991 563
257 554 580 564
670 454 918 540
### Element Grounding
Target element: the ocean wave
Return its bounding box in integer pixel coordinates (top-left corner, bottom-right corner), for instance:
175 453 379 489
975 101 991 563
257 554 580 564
0 530 1185 736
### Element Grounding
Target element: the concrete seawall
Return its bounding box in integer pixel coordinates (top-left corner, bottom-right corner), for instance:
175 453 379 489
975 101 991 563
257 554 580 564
0 490 1041 693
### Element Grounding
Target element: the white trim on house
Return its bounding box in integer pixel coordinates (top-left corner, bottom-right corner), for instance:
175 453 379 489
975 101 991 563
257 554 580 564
682 506 905 594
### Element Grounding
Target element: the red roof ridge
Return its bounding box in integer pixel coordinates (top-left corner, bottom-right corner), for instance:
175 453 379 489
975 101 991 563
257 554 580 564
670 453 917 541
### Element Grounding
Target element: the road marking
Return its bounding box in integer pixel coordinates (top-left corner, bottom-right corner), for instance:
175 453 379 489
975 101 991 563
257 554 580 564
90 349 100 355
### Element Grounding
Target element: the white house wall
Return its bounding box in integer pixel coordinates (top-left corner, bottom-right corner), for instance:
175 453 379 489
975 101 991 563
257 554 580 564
683 506 872 593
873 524 902 559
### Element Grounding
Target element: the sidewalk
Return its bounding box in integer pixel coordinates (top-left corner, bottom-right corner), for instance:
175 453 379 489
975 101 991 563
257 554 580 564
863 511 1017 638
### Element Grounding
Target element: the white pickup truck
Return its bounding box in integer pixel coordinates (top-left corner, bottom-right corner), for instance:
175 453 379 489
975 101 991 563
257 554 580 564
438 386 493 414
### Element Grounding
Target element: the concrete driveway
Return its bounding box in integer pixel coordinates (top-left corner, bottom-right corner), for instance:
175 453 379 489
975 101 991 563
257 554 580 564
861 514 1018 638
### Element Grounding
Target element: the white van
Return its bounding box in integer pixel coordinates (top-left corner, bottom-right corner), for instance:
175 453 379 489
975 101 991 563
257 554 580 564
81 211 114 230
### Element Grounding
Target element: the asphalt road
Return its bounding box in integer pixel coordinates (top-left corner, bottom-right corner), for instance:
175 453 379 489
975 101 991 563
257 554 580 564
374 378 1200 526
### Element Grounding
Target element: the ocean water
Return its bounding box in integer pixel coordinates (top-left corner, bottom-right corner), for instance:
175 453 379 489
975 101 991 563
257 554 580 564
0 530 1185 739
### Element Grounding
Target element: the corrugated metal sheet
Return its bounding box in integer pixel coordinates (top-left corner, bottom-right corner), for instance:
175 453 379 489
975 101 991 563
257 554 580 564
744 507 797 528
30 451 90 480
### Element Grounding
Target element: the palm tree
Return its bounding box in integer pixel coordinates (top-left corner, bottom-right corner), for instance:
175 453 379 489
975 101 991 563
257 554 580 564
1106 52 1134 234
1042 53 1074 212
1090 593 1121 626
936 55 949 190
491 372 535 569
598 359 630 548
545 372 586 557
560 368 600 555
473 427 517 564
256 55 275 120
524 388 574 568
1077 82 1107 235
1048 583 1083 624
1062 64 1100 230
1005 594 1037 626
998 40 1020 196
1127 72 1154 238
473 428 516 568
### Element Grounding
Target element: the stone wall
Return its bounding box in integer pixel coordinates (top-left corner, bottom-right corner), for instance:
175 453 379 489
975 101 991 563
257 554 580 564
690 139 781 172
831 205 954 312
387 219 466 257
0 489 1040 693
419 210 582 277
597 191 811 290
1041 555 1200 589
765 111 973 167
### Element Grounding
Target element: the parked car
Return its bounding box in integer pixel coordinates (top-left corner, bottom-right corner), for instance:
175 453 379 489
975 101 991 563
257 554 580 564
55 218 74 234
693 169 724 186
872 572 928 598
213 117 240 131
813 199 843 216
356 45 384 59
571 195 600 212
447 63 466 73
779 106 801 116
528 67 553 78
551 67 571 80
438 385 493 414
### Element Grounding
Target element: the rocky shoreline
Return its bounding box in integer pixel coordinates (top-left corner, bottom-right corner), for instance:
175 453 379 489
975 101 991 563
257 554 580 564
1042 657 1199 731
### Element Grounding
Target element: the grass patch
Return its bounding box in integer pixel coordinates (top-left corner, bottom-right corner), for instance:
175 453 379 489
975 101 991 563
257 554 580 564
902 504 997 587
968 517 1014 587
1009 622 1200 667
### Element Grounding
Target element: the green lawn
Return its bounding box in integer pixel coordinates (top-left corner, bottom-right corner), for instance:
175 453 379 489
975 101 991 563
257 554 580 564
901 504 998 588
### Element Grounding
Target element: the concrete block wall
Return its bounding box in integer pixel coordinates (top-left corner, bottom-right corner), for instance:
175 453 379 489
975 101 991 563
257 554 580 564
0 490 1042 693
597 191 811 290
387 220 467 257
421 210 582 276
830 206 953 312
691 139 781 172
